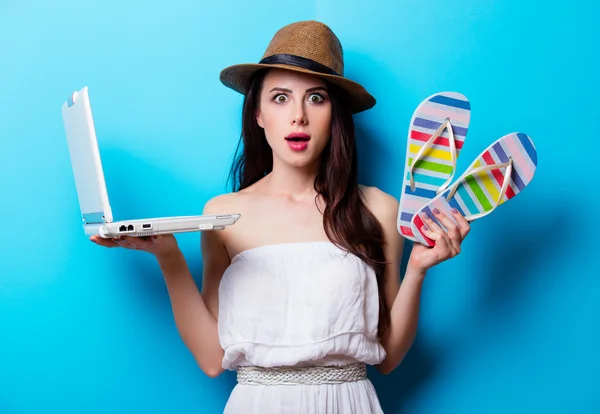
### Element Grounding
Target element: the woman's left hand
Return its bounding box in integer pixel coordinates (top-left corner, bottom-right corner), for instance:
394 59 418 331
408 208 471 273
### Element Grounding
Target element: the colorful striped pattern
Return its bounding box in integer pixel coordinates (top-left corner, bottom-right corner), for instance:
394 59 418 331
411 133 538 246
397 92 471 241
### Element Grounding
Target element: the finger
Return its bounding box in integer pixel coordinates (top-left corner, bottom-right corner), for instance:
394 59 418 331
450 208 471 239
112 236 137 249
421 212 446 235
431 208 460 236
115 236 136 249
421 223 455 257
90 235 120 248
431 208 461 252
420 222 443 241
435 233 456 257
114 237 133 249
422 213 458 255
420 215 450 247
118 236 152 251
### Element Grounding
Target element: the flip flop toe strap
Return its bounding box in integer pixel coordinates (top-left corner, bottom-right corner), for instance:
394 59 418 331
447 157 514 221
408 118 457 194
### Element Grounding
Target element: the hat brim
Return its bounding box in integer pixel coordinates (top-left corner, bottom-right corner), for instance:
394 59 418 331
219 63 376 114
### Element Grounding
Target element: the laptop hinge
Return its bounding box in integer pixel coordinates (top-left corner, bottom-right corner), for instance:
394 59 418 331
82 212 106 225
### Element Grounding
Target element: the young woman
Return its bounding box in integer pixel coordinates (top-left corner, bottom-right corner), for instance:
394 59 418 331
91 20 470 413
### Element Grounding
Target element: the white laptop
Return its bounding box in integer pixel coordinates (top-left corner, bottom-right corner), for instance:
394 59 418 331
61 86 240 238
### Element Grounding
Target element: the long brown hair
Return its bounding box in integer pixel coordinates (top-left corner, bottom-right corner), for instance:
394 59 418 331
228 69 390 337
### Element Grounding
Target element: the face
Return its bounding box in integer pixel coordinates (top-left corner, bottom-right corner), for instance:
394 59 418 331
256 69 332 169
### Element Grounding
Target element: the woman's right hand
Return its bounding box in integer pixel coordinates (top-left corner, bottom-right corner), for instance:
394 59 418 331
90 233 180 258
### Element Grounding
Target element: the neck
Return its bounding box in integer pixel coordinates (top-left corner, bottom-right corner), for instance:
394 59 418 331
264 155 320 200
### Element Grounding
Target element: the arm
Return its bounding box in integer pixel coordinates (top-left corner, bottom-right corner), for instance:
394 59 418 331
158 195 232 378
91 196 232 378
362 187 423 374
158 222 228 377
364 187 469 374
376 239 426 375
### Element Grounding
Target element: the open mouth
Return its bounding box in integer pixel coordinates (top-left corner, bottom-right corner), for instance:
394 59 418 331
285 133 310 151
285 137 310 142
285 132 311 142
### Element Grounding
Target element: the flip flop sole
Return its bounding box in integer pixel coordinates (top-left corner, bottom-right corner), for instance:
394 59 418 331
411 132 538 246
397 92 471 241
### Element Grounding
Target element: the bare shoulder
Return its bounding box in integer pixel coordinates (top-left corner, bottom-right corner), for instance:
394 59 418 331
359 185 399 225
359 187 403 303
201 192 245 254
201 190 258 258
202 182 262 215
202 192 241 215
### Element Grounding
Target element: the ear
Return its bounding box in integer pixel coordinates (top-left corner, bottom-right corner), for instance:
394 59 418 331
256 110 264 128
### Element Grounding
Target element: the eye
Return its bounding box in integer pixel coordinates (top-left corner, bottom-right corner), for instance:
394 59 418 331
308 93 325 103
273 94 288 103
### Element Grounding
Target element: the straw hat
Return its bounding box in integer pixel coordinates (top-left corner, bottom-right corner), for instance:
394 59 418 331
219 20 376 114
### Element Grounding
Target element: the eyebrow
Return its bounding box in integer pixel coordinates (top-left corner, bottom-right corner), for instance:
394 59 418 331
269 86 328 94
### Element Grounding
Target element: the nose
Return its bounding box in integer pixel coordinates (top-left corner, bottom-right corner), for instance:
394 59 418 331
291 101 308 126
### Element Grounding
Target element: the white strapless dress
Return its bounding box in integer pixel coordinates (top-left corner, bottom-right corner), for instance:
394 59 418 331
218 241 386 413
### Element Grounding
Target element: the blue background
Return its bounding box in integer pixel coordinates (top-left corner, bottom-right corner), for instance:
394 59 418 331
1 0 598 413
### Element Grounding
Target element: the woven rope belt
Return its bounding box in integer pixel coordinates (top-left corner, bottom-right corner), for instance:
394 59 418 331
236 363 367 386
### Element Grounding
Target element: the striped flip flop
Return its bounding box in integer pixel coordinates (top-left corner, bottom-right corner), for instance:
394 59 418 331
411 132 538 246
397 92 471 242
